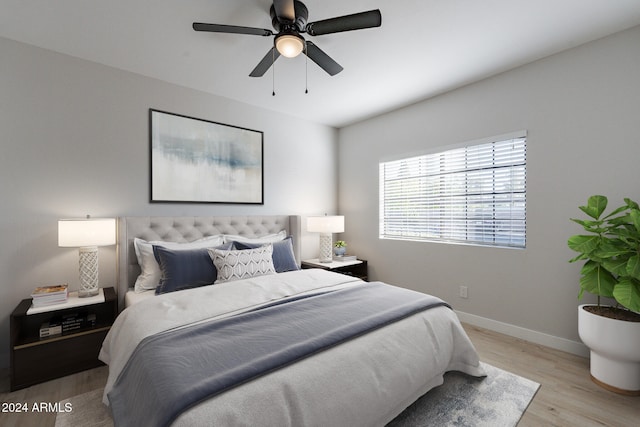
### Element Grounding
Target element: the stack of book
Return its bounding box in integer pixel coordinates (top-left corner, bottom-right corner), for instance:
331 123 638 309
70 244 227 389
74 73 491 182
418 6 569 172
31 284 68 308
39 312 97 338
333 254 357 261
60 312 96 333
39 321 62 338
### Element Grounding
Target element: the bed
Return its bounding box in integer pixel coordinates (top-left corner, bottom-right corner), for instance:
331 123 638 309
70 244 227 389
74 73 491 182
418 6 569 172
99 215 485 427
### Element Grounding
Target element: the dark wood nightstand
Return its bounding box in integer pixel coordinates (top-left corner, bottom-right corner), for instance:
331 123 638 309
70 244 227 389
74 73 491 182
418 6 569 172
9 287 117 391
301 259 368 281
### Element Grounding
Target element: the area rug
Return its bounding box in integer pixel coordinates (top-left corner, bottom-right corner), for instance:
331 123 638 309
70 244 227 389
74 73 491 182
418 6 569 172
55 362 539 427
388 362 540 426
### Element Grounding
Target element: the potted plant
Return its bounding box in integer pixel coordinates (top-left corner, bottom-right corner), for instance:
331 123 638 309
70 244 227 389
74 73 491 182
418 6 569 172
334 240 347 256
568 195 640 395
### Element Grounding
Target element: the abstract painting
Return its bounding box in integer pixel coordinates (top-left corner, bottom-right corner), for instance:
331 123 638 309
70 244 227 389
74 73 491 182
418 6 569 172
150 109 263 204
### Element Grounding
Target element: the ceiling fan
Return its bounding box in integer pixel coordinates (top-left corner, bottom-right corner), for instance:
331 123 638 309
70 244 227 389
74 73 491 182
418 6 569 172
193 0 382 77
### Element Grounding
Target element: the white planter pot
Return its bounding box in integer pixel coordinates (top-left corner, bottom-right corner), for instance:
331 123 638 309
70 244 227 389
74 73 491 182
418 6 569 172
578 304 640 395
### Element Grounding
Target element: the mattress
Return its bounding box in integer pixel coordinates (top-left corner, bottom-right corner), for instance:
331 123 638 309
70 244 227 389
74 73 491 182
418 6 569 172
123 288 153 307
100 269 484 426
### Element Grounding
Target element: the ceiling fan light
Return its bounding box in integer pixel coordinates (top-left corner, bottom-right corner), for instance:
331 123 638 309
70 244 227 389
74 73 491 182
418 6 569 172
275 34 304 58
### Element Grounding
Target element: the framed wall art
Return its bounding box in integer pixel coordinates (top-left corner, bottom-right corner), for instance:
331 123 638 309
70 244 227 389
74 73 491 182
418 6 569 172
150 109 264 204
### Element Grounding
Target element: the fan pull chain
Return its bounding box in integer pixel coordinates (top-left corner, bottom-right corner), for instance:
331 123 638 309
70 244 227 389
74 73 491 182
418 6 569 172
304 42 309 94
272 47 276 96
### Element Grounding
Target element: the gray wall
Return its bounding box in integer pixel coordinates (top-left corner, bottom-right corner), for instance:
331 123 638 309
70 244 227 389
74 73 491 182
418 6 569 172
338 25 640 354
0 37 338 370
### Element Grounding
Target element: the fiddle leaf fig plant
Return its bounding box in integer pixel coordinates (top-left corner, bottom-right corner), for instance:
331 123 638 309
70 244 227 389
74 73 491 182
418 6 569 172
568 195 640 313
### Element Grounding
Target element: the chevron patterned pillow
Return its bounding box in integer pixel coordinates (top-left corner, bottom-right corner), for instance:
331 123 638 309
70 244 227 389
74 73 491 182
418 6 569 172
209 245 276 283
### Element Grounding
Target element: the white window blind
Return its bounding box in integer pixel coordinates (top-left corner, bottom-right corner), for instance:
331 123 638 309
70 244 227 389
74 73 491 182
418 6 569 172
379 134 526 248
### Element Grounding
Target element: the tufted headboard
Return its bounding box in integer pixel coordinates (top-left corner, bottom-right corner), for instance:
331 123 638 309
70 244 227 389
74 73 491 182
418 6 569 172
117 215 302 311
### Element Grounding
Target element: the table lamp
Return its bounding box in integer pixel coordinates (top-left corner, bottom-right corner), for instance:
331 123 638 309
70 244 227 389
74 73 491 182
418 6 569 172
307 215 344 263
58 216 116 297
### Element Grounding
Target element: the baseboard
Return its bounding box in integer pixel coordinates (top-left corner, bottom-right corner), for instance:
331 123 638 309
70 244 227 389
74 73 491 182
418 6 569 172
455 310 590 358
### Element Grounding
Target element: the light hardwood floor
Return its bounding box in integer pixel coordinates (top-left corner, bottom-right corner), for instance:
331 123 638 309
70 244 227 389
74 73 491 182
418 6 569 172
464 324 639 427
1 324 638 426
0 365 107 427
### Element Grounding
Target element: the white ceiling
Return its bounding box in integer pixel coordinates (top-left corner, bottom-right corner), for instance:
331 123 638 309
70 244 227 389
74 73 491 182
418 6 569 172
2 0 640 128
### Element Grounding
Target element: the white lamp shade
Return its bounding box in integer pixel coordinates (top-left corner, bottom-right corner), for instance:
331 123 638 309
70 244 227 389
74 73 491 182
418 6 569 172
307 216 345 234
58 218 116 248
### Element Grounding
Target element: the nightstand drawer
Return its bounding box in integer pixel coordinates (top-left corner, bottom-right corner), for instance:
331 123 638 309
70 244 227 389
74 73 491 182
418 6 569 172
12 328 109 390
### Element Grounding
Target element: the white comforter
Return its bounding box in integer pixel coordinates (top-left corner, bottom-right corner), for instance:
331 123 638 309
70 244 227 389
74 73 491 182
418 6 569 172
100 269 485 426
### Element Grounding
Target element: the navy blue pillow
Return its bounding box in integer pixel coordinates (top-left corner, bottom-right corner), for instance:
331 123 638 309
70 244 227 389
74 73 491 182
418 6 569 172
233 236 299 273
153 242 233 295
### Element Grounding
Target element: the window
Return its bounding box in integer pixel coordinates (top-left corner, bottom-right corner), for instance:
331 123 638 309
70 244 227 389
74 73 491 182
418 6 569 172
379 132 526 248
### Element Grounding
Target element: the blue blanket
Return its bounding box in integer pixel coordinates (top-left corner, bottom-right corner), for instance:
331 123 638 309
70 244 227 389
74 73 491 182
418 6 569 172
108 282 450 427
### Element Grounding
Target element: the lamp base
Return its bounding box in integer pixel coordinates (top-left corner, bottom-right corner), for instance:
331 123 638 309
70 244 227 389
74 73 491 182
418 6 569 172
318 233 333 263
78 288 100 298
78 246 100 298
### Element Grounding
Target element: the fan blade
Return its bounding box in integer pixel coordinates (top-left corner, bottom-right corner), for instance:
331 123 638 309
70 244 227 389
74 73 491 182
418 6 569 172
193 23 272 36
249 47 281 77
304 41 343 76
273 0 295 22
306 10 382 36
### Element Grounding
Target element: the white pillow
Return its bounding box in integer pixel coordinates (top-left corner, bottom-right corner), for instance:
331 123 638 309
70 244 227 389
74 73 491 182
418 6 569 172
133 235 224 292
209 245 276 284
222 230 287 244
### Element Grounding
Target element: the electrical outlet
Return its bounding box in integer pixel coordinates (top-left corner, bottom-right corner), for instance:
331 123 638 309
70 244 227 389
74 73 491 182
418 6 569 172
459 286 468 299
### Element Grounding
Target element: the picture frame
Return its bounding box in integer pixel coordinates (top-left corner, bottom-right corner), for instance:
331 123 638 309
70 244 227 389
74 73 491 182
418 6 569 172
150 109 264 204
